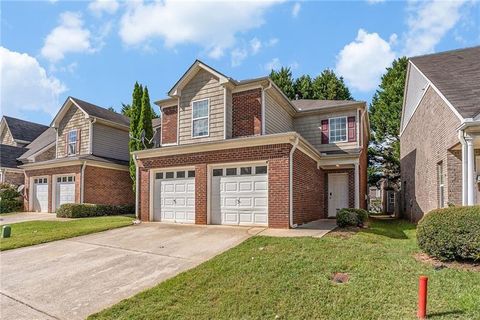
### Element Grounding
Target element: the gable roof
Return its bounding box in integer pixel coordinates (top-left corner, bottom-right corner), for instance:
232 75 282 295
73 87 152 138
291 99 365 112
18 127 56 161
1 116 48 143
0 144 28 169
410 46 480 119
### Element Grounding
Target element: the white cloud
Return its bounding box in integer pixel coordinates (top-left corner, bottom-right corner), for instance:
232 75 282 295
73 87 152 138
264 57 281 71
292 2 301 18
41 12 93 62
403 0 471 56
231 48 249 67
88 0 119 17
267 38 279 46
0 47 67 116
119 0 281 58
335 29 396 92
366 0 385 4
250 37 262 55
230 37 279 67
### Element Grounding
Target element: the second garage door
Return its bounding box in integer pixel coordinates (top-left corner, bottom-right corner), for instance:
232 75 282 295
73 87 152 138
211 164 268 226
55 175 76 211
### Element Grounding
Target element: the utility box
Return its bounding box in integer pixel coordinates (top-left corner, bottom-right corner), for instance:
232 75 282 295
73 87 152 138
2 225 11 238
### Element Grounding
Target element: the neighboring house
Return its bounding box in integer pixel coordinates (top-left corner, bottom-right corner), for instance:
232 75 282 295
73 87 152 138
152 117 162 147
400 46 480 221
19 97 134 213
132 60 369 228
0 116 48 185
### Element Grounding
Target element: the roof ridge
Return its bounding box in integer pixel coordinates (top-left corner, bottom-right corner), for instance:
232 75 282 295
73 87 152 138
410 45 480 60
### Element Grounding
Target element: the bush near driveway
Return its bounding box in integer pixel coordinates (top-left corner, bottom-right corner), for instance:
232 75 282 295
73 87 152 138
336 208 369 227
0 183 23 213
56 203 134 218
417 206 480 261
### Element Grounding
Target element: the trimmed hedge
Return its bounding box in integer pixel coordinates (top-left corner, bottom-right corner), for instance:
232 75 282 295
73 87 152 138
56 203 135 218
417 206 480 261
336 208 369 227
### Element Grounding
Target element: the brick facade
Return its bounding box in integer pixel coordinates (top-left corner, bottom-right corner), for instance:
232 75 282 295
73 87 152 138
161 106 178 145
232 89 262 138
83 166 134 205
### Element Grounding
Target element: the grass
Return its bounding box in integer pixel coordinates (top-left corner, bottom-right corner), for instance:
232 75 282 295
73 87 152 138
0 215 134 251
89 219 480 320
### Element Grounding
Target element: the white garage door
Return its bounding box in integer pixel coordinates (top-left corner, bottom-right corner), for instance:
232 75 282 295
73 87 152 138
33 177 48 212
211 165 268 226
153 170 195 223
55 175 76 211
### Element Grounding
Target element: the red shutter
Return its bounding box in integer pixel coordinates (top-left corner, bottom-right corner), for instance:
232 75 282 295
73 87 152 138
76 129 81 154
348 116 356 142
64 132 68 155
321 120 329 144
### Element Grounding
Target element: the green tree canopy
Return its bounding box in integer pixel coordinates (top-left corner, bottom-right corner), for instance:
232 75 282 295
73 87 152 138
129 82 143 191
269 67 295 99
312 69 352 100
368 57 408 186
293 75 313 99
138 86 154 149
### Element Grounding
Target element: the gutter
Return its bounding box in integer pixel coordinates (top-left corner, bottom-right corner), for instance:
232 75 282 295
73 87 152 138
133 154 139 219
80 161 86 203
289 136 299 228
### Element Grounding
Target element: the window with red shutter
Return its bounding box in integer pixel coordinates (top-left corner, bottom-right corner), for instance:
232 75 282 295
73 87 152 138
321 119 329 144
347 116 356 142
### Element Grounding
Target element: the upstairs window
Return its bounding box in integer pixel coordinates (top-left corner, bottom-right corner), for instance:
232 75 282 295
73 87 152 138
192 99 209 137
67 130 77 155
328 117 347 143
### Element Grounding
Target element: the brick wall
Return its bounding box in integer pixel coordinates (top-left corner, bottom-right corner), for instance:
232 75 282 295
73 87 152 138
400 87 462 221
139 168 150 221
447 150 462 206
232 89 262 138
194 164 207 224
323 168 355 216
161 106 178 145
83 166 134 206
4 171 24 186
292 149 324 225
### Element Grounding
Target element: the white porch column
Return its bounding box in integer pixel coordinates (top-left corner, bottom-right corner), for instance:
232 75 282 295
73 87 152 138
461 138 468 205
354 163 360 208
466 135 475 205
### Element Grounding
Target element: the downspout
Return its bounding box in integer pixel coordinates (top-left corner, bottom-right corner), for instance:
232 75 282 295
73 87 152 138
289 136 299 228
133 154 139 219
89 118 96 154
80 161 87 203
458 130 467 205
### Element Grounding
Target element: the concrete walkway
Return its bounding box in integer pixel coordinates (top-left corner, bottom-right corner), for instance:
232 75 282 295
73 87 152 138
0 212 68 225
259 219 337 237
0 223 261 320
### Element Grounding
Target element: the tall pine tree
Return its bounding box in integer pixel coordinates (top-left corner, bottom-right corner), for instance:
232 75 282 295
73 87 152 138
129 82 143 191
293 75 313 99
269 67 295 99
312 69 352 100
138 86 154 149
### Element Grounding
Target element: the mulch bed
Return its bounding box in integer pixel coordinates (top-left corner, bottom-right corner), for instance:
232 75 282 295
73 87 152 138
414 252 480 272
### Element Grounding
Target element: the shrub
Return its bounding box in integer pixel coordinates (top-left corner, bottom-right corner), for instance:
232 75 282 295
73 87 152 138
0 183 22 213
56 203 135 218
349 208 369 224
336 208 369 227
417 206 480 261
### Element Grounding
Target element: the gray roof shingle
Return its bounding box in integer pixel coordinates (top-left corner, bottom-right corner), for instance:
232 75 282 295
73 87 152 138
3 116 48 143
18 128 56 160
410 46 480 118
70 97 130 127
0 144 28 168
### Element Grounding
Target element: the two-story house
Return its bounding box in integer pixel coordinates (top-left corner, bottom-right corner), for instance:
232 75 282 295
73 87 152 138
0 116 48 185
133 60 369 228
400 46 480 221
19 97 134 212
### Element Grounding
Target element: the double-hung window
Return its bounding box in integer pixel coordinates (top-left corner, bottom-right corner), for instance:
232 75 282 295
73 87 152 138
67 130 77 155
437 162 445 208
329 117 347 143
192 99 209 137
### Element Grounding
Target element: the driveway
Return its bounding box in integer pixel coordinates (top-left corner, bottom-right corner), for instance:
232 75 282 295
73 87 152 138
0 223 263 320
0 212 66 225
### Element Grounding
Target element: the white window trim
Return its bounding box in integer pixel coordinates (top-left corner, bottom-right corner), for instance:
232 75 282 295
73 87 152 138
67 129 78 156
191 98 210 138
328 116 348 143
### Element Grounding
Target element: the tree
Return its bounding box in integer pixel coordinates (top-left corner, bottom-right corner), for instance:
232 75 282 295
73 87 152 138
138 86 154 149
107 106 117 113
293 75 313 99
129 82 143 191
368 57 408 187
269 67 295 99
311 69 352 100
121 103 132 118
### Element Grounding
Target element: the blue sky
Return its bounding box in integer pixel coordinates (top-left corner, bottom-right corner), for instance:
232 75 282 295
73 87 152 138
1 0 479 126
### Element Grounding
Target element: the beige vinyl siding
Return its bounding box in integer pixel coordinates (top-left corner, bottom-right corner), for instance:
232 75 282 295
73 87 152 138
294 109 358 152
178 69 225 144
57 105 90 158
264 90 294 134
225 87 232 139
92 123 129 161
0 128 16 146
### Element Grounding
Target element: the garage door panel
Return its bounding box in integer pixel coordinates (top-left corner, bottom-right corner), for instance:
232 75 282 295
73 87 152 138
225 182 238 192
186 197 195 207
239 181 252 191
254 181 267 191
163 183 174 193
33 180 49 212
254 197 267 207
154 175 195 223
186 183 195 192
175 184 186 192
238 197 252 207
224 197 237 207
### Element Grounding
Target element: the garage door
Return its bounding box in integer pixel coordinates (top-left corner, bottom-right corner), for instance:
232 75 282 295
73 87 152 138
55 175 76 211
153 170 195 223
211 165 268 226
33 177 48 212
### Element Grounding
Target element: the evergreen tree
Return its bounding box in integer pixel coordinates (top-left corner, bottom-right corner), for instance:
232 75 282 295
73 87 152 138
368 57 408 186
129 82 143 191
269 67 295 99
294 75 313 99
121 103 132 118
138 86 154 149
107 106 117 113
312 69 353 100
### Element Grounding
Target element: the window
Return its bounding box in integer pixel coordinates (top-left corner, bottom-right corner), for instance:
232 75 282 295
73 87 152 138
437 162 445 208
188 170 195 178
68 130 77 155
226 168 237 176
165 172 174 179
255 166 267 174
240 167 252 175
213 169 223 176
176 171 185 178
156 172 163 180
192 99 209 137
329 117 347 143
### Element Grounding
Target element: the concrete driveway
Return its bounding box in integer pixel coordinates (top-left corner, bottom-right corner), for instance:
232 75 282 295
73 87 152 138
0 223 262 320
0 212 66 225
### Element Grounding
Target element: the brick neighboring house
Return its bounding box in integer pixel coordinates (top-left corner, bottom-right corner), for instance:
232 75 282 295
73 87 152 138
133 60 370 228
400 46 480 222
19 97 135 213
0 116 48 186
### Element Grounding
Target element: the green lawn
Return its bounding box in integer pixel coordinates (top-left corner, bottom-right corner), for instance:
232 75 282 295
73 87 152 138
89 219 480 320
0 216 133 251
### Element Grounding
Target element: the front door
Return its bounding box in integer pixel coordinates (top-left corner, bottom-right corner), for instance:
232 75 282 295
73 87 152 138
328 173 349 217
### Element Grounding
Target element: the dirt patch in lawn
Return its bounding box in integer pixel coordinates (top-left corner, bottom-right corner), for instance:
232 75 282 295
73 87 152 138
414 253 480 272
331 272 350 284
